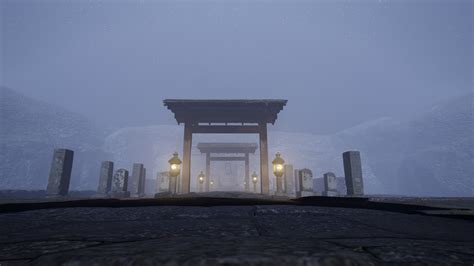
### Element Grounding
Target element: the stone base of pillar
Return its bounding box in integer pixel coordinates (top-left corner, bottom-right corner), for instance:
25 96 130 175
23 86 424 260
323 190 339 197
110 191 130 198
274 191 287 197
296 191 316 198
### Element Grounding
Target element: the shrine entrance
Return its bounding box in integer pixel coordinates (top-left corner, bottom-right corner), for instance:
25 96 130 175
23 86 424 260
163 99 287 194
197 142 258 192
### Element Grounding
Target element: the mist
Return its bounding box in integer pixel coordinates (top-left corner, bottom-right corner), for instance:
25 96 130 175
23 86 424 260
0 0 473 196
2 0 472 134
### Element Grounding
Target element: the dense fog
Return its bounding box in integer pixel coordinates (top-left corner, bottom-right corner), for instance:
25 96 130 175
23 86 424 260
0 0 472 196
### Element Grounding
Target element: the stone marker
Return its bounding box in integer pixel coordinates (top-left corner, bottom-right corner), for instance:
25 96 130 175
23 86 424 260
46 149 74 197
97 161 114 195
283 164 295 196
139 168 146 197
294 168 300 194
323 172 339 197
111 169 130 198
157 171 170 193
343 151 364 196
130 163 144 197
297 168 314 197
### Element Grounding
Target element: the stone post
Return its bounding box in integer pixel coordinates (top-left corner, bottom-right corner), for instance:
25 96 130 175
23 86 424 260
97 161 114 195
296 168 314 197
46 149 74 197
139 168 146 197
343 151 364 196
130 163 144 197
169 176 177 194
111 169 130 198
284 164 294 196
323 172 339 196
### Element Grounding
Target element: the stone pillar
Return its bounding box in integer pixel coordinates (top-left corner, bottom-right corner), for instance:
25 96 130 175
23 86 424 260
323 172 339 196
169 176 177 194
294 169 300 194
139 168 146 197
244 153 250 192
284 164 294 196
97 161 114 195
181 123 192 194
296 169 314 198
46 149 74 197
343 151 364 196
259 122 269 194
276 176 283 194
157 171 170 193
130 163 144 197
205 152 210 192
111 169 130 198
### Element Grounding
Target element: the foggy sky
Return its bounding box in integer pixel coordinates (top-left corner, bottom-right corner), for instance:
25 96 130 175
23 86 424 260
1 0 472 134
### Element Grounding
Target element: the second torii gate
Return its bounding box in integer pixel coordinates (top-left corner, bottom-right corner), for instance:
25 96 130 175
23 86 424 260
197 142 258 192
163 99 287 195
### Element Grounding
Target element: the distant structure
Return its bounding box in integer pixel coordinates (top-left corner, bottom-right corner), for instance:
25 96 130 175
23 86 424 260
343 151 364 196
164 99 287 194
97 161 114 195
197 142 258 192
46 149 74 197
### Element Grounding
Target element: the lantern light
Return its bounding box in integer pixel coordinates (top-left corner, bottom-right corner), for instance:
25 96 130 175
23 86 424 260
272 152 285 178
168 152 182 177
198 171 205 184
252 171 258 184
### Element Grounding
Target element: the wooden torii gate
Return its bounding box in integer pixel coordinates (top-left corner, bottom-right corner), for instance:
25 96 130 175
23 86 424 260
163 99 287 195
197 142 258 192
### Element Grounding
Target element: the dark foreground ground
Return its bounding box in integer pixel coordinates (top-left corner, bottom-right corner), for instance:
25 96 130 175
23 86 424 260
1 193 474 265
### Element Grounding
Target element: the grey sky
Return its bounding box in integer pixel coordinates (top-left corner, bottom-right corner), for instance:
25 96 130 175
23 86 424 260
1 0 472 134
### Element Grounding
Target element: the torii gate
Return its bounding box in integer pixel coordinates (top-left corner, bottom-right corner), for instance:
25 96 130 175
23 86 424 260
197 142 258 192
163 99 287 195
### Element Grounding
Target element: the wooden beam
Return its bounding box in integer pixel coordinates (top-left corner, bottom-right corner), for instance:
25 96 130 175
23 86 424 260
190 125 260 134
209 156 246 161
181 123 192 194
205 153 210 192
259 123 269 194
245 153 250 192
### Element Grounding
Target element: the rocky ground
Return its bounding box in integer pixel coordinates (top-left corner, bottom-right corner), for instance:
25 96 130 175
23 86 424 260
0 194 473 265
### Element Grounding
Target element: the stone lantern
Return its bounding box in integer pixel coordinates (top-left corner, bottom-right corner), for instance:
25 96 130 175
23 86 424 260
272 152 285 194
168 152 182 194
198 171 205 192
251 171 258 193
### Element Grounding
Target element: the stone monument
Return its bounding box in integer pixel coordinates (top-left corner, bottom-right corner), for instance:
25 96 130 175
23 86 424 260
283 164 295 196
296 168 314 197
111 169 130 198
343 151 364 196
46 149 74 197
323 172 339 196
139 168 146 197
97 161 114 195
157 171 170 193
130 163 144 197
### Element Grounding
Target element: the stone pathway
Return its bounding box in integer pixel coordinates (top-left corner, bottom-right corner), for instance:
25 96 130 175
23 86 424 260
1 202 473 265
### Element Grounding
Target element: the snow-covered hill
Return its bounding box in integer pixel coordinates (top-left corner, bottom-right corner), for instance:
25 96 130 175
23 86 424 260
0 87 111 189
337 93 474 196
